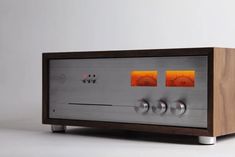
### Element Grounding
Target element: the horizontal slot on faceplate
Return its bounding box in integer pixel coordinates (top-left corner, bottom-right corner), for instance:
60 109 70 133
68 103 112 106
68 103 133 107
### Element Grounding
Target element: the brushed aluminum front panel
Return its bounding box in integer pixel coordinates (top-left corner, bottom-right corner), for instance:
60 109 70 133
49 56 208 128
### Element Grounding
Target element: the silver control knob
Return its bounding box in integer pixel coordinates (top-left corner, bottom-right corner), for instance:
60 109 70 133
152 101 167 114
170 101 186 116
134 100 149 114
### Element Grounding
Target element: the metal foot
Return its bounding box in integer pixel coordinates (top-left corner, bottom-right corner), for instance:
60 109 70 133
199 136 216 145
51 125 66 133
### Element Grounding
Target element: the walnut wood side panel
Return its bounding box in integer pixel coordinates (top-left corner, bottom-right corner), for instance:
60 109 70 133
213 48 235 136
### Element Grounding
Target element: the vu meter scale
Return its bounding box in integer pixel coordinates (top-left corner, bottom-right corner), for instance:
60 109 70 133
43 48 235 145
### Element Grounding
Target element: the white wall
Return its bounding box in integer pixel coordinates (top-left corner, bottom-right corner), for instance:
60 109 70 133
1 0 235 124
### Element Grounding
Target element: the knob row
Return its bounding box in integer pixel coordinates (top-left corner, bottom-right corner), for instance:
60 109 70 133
135 100 186 116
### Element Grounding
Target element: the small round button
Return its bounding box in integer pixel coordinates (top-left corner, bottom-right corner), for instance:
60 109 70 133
152 101 167 114
134 100 149 114
170 101 186 116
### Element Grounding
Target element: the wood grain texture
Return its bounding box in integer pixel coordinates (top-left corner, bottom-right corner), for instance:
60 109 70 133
213 48 235 136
